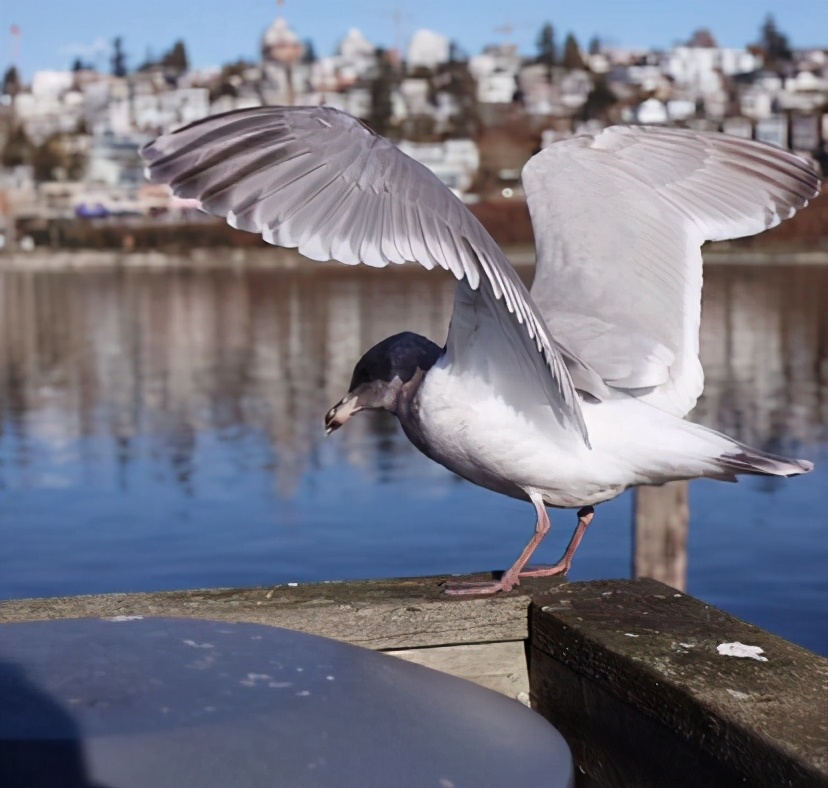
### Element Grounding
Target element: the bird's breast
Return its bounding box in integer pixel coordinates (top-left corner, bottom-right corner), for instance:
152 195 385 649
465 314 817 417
402 363 616 506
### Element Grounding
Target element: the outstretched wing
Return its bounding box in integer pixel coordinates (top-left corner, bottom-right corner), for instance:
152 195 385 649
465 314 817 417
524 126 819 417
142 105 594 442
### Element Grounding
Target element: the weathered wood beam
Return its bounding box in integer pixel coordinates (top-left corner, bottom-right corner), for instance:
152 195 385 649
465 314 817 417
529 577 828 788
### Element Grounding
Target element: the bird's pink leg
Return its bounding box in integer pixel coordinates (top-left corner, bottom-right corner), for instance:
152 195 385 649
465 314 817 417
444 492 552 596
520 506 594 579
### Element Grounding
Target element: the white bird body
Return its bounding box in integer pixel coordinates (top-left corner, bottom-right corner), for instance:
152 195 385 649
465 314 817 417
410 356 622 507
141 106 820 594
411 354 787 509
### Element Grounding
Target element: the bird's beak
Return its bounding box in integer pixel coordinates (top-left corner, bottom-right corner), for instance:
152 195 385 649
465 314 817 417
324 394 360 436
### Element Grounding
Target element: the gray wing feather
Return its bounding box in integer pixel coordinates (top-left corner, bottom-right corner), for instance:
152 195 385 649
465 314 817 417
142 105 597 441
524 126 820 417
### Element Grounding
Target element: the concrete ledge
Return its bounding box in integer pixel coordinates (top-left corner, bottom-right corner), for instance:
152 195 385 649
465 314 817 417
0 574 563 651
529 578 828 788
0 574 564 703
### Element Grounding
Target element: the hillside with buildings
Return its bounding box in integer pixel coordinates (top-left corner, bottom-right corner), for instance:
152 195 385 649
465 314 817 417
0 12 826 251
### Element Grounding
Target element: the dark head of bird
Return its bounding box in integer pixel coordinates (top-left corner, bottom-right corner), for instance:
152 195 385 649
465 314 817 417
324 332 442 435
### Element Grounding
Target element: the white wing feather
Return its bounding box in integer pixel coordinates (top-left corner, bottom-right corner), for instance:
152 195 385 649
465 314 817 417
524 126 819 416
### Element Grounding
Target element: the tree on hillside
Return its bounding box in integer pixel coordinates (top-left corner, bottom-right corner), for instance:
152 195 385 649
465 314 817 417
220 59 255 80
111 37 128 77
448 40 468 64
687 28 718 48
31 134 87 181
537 22 557 76
302 39 317 64
562 33 585 70
2 65 21 96
759 15 792 67
31 134 67 181
368 48 396 137
1 124 34 167
582 74 617 121
439 59 480 138
588 36 601 56
161 40 189 74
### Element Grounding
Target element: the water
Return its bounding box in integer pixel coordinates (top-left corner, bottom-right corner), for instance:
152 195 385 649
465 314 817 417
1 258 826 655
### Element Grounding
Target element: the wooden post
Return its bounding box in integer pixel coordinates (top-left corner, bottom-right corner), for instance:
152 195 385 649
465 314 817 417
634 481 689 591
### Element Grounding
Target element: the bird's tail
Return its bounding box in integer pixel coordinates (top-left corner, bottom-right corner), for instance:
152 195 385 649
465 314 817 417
596 399 813 485
703 430 813 482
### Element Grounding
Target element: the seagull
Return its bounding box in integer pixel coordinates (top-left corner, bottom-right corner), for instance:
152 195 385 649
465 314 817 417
142 107 819 595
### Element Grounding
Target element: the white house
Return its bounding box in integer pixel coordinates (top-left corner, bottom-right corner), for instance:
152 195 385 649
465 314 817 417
407 30 450 70
666 46 759 94
396 139 479 196
469 54 517 104
399 79 432 116
635 97 669 125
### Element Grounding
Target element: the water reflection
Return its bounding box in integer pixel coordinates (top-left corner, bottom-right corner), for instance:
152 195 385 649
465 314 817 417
2 262 824 490
695 265 828 450
0 266 455 497
0 258 826 652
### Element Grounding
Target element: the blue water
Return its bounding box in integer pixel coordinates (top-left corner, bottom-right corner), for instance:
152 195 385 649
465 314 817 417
1 261 826 655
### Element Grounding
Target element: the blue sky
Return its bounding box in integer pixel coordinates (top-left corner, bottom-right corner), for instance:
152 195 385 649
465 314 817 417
1 0 826 80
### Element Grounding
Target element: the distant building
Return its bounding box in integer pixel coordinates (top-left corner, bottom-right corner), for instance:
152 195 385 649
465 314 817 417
635 97 669 125
397 138 479 196
308 27 378 95
722 116 753 139
262 17 305 65
470 48 519 104
129 87 210 133
86 133 144 187
338 28 375 65
260 15 308 105
13 71 83 143
399 79 431 116
4 12 828 200
667 46 759 94
407 30 450 70
755 115 788 148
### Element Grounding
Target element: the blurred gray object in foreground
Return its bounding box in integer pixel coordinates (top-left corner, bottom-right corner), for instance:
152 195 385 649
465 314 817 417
0 617 574 788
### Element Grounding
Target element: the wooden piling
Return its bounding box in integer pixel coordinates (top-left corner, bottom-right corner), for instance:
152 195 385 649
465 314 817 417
634 481 689 591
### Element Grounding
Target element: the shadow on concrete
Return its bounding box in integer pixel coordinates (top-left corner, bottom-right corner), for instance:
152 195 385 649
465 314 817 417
0 659 112 788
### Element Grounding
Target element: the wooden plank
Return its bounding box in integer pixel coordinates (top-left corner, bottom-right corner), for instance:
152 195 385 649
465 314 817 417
0 574 564 651
529 578 828 788
387 642 530 702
